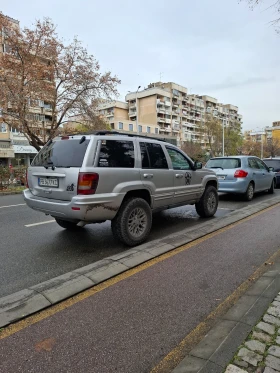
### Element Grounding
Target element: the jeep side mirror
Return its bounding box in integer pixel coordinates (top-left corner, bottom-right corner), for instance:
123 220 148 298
194 161 203 170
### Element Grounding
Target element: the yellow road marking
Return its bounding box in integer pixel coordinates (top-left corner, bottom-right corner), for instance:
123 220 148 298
0 202 279 343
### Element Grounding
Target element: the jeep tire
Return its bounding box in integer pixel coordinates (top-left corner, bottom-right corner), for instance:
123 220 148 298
111 197 152 246
195 185 218 218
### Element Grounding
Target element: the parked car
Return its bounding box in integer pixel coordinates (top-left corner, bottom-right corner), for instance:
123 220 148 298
24 131 219 246
263 158 280 187
205 156 276 201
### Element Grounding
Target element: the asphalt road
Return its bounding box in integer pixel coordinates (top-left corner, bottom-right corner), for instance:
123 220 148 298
1 201 280 373
0 190 279 298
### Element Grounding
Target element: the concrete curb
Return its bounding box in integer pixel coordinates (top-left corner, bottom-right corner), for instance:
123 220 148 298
171 265 280 373
1 195 280 329
0 191 23 196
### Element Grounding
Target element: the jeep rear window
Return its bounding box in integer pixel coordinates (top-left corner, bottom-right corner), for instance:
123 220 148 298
98 140 135 168
32 139 90 168
206 158 241 169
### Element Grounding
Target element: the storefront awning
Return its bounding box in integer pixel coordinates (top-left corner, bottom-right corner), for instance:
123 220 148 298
13 145 38 154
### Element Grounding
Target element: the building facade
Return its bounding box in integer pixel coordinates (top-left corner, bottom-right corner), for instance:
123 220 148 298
97 82 243 149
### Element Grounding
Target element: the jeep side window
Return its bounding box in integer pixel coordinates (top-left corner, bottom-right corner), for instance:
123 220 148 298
166 147 191 170
140 142 168 169
98 140 135 168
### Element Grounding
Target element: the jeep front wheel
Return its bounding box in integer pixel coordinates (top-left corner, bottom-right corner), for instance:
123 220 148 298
111 198 152 246
195 185 218 218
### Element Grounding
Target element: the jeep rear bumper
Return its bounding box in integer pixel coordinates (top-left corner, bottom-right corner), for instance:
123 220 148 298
23 189 124 222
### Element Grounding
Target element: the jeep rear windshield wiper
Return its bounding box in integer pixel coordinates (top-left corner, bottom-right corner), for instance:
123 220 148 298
44 160 55 169
210 166 224 170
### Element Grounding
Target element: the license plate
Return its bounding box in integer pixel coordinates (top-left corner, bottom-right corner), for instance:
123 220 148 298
38 177 59 188
217 176 225 180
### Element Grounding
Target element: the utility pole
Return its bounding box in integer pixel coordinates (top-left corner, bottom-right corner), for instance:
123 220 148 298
135 86 141 134
222 118 225 156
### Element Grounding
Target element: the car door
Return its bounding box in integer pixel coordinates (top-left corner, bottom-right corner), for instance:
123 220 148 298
165 146 199 205
255 158 273 190
139 142 174 209
248 157 262 191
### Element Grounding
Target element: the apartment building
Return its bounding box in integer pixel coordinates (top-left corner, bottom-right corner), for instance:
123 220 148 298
97 99 177 145
0 14 56 166
123 82 243 148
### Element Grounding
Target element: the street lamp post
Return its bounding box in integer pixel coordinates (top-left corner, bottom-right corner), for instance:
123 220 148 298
222 118 225 156
135 86 141 134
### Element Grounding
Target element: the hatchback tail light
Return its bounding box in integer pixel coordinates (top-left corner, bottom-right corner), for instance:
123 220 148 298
234 169 248 178
26 169 29 188
77 173 99 195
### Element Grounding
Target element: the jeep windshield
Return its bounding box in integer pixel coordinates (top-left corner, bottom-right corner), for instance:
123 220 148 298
32 138 90 168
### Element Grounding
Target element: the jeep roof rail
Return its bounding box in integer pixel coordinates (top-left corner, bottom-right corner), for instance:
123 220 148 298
62 130 169 143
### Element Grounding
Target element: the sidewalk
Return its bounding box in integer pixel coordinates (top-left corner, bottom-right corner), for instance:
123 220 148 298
172 262 280 373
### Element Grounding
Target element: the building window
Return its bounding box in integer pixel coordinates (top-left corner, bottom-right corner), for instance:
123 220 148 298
98 140 135 168
118 122 123 130
138 125 143 133
11 127 19 133
0 123 7 133
129 123 133 131
147 126 151 134
110 123 115 130
155 128 159 134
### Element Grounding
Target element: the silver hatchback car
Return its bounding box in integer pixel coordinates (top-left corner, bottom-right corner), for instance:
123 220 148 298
24 132 219 246
205 156 276 201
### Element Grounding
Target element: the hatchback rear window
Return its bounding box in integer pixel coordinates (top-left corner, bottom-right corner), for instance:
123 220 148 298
206 158 241 169
32 139 90 168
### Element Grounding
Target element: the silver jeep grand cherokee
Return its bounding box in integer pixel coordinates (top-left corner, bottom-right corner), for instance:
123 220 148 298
24 132 218 246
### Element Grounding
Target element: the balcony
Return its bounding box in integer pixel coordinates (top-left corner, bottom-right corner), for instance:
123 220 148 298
165 119 171 124
172 103 179 108
159 126 171 133
157 108 166 114
164 101 171 107
157 118 165 123
157 100 165 107
106 112 114 117
129 112 137 117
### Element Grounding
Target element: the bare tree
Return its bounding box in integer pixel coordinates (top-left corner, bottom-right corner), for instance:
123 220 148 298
264 137 280 157
0 15 120 150
241 0 280 31
203 114 222 157
242 139 262 156
181 140 205 162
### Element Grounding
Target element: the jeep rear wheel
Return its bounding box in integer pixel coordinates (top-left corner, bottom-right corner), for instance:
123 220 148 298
111 198 152 246
195 185 218 218
55 218 80 230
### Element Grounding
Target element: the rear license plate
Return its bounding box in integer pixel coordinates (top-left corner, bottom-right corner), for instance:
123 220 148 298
217 176 225 180
38 177 59 188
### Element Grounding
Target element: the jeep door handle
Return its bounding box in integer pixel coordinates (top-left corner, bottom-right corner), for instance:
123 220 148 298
175 174 184 178
143 174 153 179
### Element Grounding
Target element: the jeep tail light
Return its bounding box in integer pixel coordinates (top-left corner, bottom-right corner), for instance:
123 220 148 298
77 173 99 195
26 169 29 188
234 169 248 178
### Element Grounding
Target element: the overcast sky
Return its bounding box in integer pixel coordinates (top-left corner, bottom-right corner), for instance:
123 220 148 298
1 0 279 131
